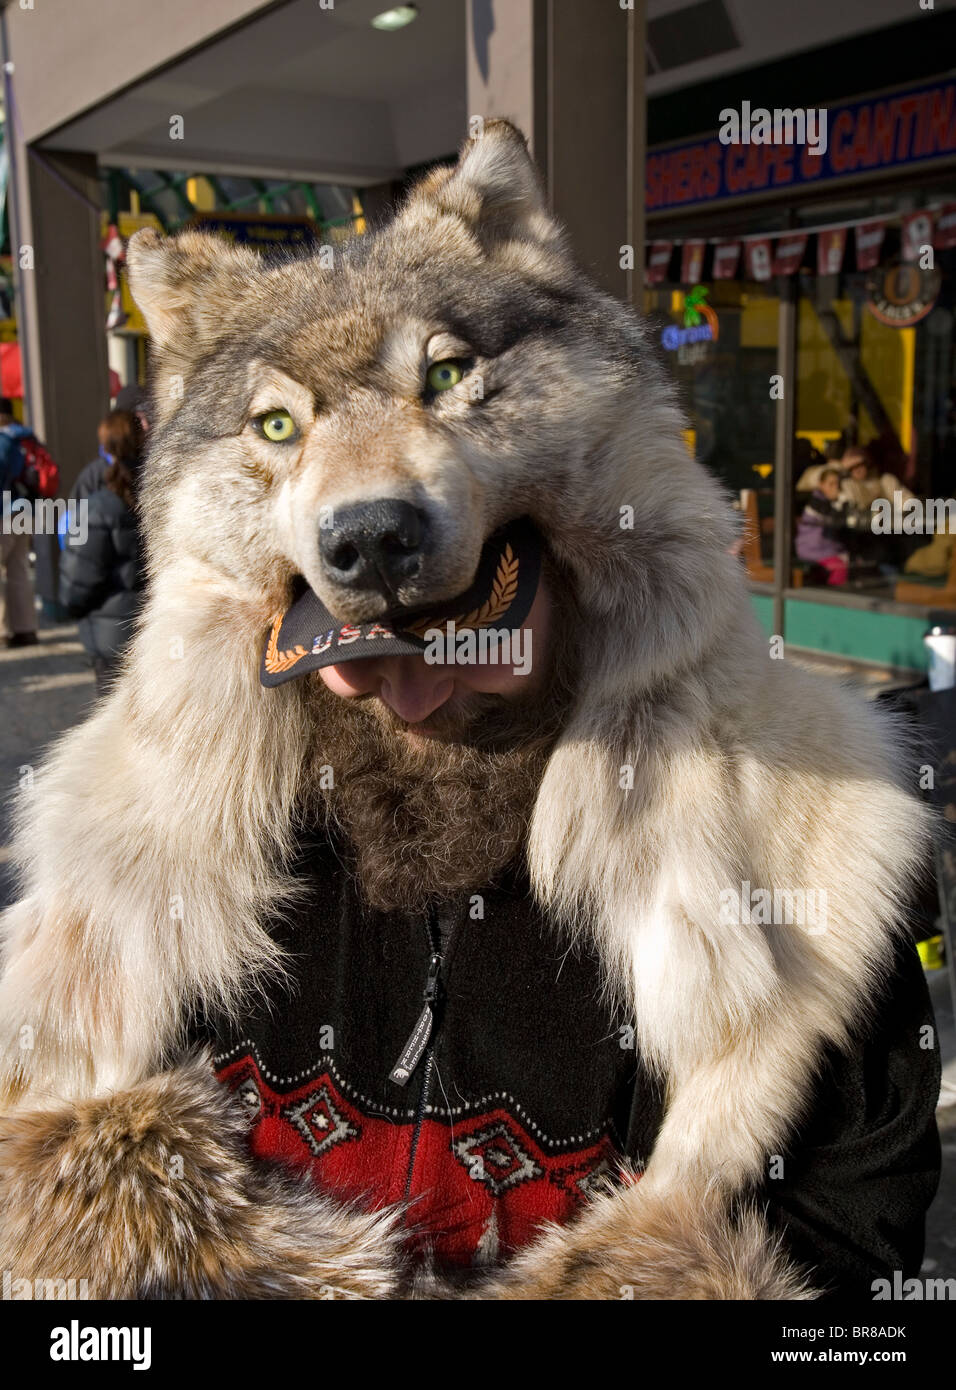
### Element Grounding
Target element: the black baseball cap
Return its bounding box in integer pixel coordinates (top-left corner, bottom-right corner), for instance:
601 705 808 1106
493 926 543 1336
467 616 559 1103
261 516 542 687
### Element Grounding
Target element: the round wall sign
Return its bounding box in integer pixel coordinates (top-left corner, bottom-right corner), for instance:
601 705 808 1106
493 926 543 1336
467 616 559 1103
866 260 942 327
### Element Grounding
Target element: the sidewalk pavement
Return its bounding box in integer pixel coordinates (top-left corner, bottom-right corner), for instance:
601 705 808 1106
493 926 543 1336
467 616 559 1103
0 619 954 1283
0 621 95 908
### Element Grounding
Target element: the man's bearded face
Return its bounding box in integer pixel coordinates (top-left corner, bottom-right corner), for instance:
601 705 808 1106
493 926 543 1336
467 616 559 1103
307 564 577 914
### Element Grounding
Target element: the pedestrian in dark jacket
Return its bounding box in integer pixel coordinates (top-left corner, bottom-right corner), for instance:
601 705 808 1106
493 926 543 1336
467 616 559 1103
72 384 151 503
0 396 39 646
59 409 147 695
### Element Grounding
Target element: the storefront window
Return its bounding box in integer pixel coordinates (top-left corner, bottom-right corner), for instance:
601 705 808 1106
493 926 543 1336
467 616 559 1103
793 195 956 610
644 280 779 577
647 182 956 635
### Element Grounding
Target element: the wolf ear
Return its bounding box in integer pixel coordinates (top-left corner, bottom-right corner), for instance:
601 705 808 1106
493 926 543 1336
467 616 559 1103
405 119 567 258
126 229 262 351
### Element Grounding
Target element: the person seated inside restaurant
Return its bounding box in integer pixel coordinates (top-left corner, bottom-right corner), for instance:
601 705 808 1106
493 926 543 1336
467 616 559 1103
839 443 914 514
795 466 851 586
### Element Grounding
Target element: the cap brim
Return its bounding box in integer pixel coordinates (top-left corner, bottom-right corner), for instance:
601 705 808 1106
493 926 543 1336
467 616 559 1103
260 516 542 688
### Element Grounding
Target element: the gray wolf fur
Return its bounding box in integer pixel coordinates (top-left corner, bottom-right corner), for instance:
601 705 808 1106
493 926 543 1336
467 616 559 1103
0 121 931 1297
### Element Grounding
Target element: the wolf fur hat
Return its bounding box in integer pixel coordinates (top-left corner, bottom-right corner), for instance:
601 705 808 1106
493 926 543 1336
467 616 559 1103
0 121 932 1298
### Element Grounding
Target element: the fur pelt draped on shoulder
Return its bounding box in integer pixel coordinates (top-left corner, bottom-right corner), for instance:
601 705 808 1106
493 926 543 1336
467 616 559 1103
0 1052 404 1299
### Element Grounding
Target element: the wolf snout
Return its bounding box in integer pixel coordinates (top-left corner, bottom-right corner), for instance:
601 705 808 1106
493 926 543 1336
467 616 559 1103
319 498 429 599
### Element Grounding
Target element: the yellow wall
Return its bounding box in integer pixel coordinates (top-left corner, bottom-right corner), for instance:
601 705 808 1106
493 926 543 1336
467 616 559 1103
738 295 777 348
796 298 914 450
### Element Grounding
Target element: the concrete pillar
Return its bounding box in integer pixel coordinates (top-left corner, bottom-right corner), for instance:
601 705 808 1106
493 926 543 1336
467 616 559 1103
19 149 110 498
466 0 548 159
1 126 109 611
466 0 646 303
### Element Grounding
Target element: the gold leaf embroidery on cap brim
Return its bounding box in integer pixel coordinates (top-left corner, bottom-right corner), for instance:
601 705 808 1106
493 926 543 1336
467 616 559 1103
264 612 309 674
406 546 519 638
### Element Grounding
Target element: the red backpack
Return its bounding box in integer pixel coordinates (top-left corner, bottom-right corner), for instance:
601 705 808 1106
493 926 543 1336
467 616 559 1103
17 434 60 499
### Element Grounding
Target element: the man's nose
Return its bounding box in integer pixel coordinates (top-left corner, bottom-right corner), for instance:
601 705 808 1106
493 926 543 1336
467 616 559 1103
378 657 455 724
319 499 429 597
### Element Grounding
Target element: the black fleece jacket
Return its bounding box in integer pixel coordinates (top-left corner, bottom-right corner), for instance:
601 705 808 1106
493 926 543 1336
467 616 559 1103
200 824 941 1289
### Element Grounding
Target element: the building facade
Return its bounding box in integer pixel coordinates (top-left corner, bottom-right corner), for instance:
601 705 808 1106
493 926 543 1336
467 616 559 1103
3 0 954 674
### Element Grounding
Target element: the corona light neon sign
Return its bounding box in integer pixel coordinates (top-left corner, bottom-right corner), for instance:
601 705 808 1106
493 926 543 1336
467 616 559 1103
661 286 719 355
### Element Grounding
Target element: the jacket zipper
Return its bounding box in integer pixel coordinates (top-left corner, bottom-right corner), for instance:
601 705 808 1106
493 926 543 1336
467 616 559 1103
393 905 444 1203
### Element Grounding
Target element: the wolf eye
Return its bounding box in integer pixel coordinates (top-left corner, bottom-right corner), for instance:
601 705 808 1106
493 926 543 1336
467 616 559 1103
257 409 298 443
426 360 463 392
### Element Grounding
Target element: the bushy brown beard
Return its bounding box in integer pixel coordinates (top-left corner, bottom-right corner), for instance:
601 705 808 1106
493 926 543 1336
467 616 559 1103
304 570 578 915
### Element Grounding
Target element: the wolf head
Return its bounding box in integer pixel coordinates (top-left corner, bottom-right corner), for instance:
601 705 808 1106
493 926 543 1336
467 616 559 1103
127 120 743 686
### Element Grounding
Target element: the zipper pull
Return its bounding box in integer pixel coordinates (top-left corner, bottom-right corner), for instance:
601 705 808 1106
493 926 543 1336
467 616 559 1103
423 951 441 1004
389 953 441 1087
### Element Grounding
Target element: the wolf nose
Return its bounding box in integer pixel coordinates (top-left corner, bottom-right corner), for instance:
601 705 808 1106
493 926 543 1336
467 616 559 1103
320 499 429 595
